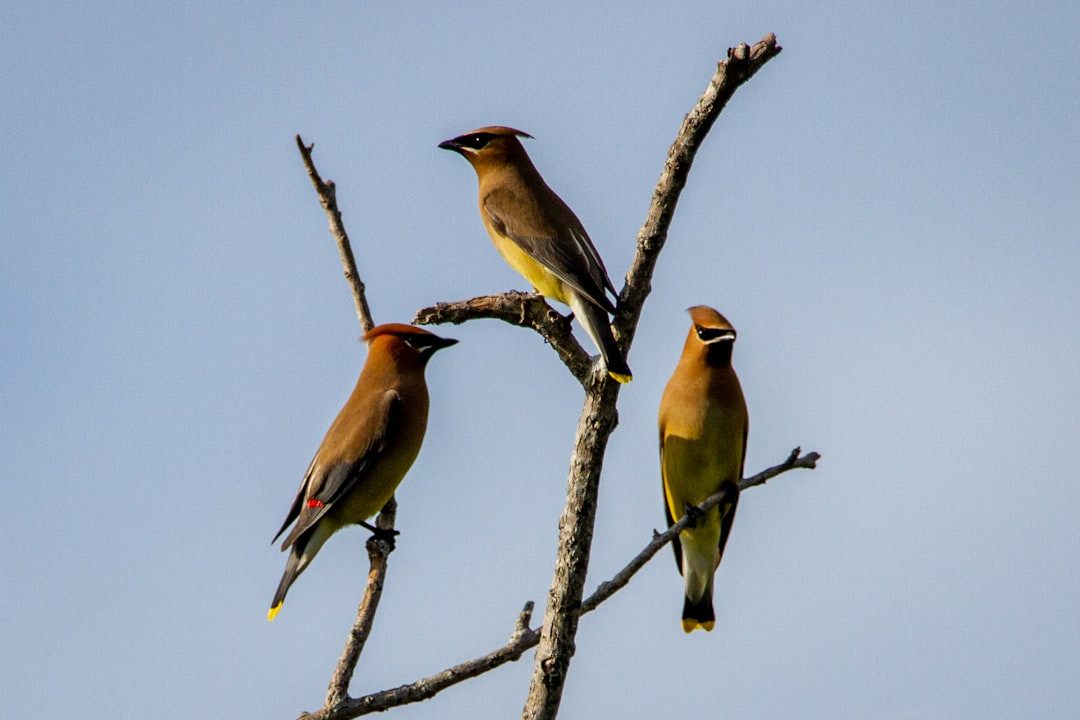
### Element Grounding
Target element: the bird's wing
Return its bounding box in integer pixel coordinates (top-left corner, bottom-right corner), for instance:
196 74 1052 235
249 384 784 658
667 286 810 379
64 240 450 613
274 390 403 550
713 480 739 568
658 430 685 575
713 423 748 565
271 454 318 545
483 190 617 314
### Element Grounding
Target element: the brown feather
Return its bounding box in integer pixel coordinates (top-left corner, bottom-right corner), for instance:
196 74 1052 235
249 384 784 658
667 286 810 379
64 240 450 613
268 324 456 619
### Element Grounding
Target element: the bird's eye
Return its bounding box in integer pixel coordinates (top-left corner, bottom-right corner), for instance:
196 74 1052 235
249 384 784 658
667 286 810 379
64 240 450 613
696 326 734 342
462 133 493 149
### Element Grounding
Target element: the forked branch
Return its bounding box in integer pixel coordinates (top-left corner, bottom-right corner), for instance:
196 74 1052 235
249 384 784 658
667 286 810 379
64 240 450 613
415 292 592 386
290 32 790 720
296 449 818 719
520 33 783 720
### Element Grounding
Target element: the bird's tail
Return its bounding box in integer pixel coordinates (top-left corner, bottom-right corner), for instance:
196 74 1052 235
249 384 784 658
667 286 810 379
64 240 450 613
570 294 632 383
268 546 303 621
681 591 716 633
680 550 716 633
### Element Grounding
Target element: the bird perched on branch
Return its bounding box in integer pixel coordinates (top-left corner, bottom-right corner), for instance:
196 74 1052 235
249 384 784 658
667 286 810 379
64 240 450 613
658 306 748 632
268 323 457 620
438 126 632 383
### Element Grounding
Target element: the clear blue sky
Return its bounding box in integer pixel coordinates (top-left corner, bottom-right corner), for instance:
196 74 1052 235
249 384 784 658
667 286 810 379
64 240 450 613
3 2 1078 718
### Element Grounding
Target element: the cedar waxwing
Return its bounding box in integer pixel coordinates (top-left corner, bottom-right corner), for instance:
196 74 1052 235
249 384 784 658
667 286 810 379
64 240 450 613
438 126 632 383
268 323 457 620
658 306 748 632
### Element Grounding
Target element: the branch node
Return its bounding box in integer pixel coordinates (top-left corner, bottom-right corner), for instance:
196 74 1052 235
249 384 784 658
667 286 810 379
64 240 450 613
414 291 592 386
364 533 396 560
511 601 535 642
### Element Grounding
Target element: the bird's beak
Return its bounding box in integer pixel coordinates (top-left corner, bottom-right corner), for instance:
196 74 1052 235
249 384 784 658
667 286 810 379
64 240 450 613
438 139 462 153
431 336 459 351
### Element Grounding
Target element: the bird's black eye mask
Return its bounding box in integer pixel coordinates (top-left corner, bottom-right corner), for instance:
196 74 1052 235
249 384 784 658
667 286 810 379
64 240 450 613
400 333 458 355
402 334 437 349
458 132 496 150
695 326 735 343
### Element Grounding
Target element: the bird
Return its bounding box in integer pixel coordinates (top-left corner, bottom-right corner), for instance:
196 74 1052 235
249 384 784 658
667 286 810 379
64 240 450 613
268 323 457 621
438 126 632 383
657 306 748 632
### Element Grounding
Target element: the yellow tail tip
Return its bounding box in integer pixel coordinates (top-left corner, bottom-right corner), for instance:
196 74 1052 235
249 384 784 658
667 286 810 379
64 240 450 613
681 618 715 633
267 603 282 622
608 371 632 384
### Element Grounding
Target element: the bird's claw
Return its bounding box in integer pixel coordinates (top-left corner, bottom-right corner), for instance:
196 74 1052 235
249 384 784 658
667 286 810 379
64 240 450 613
683 502 704 528
360 520 400 546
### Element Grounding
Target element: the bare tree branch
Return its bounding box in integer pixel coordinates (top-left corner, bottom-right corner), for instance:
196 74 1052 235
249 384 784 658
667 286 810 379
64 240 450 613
305 604 539 720
291 32 788 720
581 447 818 613
324 499 398 708
614 34 783 348
292 449 816 719
296 134 375 335
294 135 395 711
414 292 592 386
521 33 783 720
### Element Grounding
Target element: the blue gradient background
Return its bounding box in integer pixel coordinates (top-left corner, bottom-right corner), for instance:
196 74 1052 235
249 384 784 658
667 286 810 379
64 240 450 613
3 2 1078 718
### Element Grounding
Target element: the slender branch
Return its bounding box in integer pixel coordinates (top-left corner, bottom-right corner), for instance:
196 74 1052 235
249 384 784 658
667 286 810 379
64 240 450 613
614 34 783 348
581 447 818 613
295 134 375 334
311 603 539 720
415 291 592 386
740 445 820 491
291 449 816 719
325 498 398 708
521 33 783 720
294 134 394 712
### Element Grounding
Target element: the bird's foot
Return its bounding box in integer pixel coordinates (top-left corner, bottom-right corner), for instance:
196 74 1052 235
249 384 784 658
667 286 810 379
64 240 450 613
683 502 704 528
360 520 400 547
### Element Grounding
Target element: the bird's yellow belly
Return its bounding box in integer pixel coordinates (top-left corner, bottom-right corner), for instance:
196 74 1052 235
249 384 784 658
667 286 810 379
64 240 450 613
661 424 743 520
328 445 421 528
486 228 569 305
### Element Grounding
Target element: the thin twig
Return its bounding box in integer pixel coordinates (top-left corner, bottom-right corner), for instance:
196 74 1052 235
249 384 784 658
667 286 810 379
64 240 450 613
581 447 818 613
614 34 783 348
311 603 539 720
295 134 375 334
294 449 816 719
